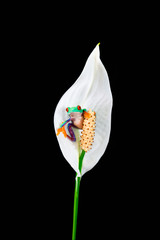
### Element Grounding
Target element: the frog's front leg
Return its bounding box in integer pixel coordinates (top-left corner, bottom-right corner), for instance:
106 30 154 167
56 118 71 136
67 123 76 142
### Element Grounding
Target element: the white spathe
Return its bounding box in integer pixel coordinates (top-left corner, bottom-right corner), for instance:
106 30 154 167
54 44 113 176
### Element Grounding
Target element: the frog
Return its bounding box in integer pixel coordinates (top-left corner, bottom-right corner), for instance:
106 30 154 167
56 105 91 142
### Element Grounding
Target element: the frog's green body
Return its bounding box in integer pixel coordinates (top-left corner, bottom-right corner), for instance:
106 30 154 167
66 106 86 114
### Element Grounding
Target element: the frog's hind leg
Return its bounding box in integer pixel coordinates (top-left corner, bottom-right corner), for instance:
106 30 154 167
67 123 76 142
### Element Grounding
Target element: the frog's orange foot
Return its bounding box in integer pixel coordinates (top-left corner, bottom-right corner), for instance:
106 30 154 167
83 111 91 119
56 128 62 136
56 126 67 138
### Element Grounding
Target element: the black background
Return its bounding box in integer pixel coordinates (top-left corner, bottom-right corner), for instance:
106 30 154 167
2 2 158 237
6 32 151 238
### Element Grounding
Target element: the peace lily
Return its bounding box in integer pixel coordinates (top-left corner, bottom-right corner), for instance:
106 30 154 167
54 43 113 240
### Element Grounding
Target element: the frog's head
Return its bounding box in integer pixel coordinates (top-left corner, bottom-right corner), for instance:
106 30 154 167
66 105 86 114
66 105 86 129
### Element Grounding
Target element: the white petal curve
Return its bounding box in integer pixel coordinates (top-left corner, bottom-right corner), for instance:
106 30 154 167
54 44 113 176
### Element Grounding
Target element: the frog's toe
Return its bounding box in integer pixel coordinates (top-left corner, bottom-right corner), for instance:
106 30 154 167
57 126 67 138
56 128 62 136
62 126 67 138
83 111 91 119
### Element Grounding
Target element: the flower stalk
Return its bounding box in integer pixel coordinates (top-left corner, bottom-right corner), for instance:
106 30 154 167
72 149 85 240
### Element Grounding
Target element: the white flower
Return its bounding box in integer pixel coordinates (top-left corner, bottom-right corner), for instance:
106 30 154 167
54 44 113 176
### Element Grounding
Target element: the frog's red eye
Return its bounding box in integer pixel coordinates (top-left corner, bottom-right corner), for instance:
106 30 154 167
77 105 81 110
66 108 69 112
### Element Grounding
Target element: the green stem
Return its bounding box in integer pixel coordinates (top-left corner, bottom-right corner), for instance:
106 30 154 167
72 150 85 240
72 176 80 240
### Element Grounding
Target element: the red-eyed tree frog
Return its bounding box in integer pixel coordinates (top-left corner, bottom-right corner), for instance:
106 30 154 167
56 105 91 142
